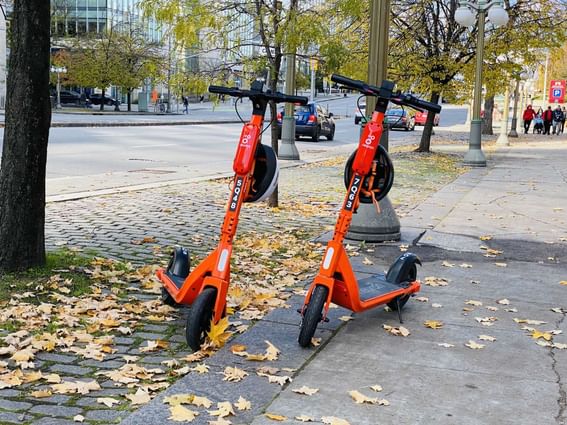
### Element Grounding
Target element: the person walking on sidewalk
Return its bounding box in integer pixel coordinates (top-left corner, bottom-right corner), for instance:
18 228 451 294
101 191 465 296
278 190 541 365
182 96 189 114
522 104 536 134
560 106 566 134
552 105 564 135
543 106 553 135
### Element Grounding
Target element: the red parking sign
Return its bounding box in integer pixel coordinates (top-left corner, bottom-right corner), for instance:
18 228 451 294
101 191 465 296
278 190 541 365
549 80 565 103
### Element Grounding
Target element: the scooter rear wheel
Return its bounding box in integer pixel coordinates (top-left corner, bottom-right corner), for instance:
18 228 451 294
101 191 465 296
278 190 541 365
387 264 417 311
186 287 217 351
298 285 328 348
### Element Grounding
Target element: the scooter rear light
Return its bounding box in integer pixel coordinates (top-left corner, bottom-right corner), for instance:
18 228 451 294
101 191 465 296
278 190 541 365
308 114 317 123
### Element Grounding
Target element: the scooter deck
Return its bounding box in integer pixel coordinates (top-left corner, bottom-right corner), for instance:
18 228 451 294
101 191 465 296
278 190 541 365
357 273 405 301
165 270 185 290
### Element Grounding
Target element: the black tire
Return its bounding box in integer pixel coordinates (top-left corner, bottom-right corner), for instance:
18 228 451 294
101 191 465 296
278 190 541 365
186 287 217 351
161 287 177 307
387 264 417 311
298 285 328 347
355 117 360 125
326 126 335 141
312 127 320 142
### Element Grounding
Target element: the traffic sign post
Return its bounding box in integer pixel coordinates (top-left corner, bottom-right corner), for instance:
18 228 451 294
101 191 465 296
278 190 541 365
549 80 565 104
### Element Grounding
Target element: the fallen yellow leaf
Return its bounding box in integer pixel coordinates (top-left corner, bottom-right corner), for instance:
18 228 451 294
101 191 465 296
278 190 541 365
424 320 443 329
478 335 496 342
222 366 248 382
207 317 232 348
265 413 287 421
465 340 485 350
96 397 120 408
292 386 319 396
234 396 251 411
531 330 553 341
31 390 52 398
322 416 351 425
125 388 151 405
168 404 198 422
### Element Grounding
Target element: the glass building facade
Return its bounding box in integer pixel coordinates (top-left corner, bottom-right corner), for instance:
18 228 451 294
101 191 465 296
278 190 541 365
51 0 162 42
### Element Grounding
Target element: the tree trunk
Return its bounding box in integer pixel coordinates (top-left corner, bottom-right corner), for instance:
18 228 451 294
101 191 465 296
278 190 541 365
127 89 132 112
416 91 440 152
100 87 105 111
482 95 494 135
267 58 282 208
0 0 51 272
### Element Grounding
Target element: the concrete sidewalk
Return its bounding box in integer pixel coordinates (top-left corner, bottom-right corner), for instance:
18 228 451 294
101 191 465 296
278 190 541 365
245 136 567 424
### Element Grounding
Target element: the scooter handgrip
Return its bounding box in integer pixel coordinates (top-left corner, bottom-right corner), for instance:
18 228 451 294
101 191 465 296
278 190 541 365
281 94 309 105
208 85 240 97
331 74 362 90
403 94 442 114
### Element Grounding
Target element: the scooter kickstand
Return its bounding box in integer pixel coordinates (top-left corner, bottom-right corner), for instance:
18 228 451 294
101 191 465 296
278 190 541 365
396 298 404 324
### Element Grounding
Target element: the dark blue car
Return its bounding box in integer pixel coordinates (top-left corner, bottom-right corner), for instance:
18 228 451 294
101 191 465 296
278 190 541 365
277 102 336 142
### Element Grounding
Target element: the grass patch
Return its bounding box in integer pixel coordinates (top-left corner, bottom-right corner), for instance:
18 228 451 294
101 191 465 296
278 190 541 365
0 249 95 302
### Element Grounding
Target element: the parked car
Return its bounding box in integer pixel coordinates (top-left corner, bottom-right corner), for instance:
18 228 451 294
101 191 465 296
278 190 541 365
414 110 440 126
385 108 415 131
51 89 81 105
277 102 336 142
88 93 119 106
354 100 366 124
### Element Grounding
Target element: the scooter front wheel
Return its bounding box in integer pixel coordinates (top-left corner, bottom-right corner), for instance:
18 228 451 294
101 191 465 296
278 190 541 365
161 287 177 307
298 285 328 348
186 287 217 352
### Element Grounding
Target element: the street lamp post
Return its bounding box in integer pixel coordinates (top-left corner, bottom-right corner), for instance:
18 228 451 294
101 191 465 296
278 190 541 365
455 1 509 167
50 66 67 109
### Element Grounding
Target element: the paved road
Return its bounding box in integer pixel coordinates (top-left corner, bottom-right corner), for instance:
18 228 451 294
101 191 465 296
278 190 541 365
0 99 467 198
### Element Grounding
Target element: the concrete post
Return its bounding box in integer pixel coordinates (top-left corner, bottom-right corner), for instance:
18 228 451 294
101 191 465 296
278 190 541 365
280 53 300 160
347 0 400 242
509 78 520 138
496 81 510 146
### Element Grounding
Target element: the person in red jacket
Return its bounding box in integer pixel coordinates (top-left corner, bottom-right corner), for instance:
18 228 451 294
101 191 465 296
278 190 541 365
522 105 536 133
542 106 553 135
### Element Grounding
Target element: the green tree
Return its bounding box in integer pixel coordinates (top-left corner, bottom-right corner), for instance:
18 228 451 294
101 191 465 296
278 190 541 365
112 26 164 111
0 0 51 272
141 0 328 206
63 29 122 111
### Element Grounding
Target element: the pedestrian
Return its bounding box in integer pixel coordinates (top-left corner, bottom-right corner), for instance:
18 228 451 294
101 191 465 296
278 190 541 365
522 104 536 134
561 106 566 134
533 112 544 134
542 106 553 135
182 95 189 114
552 105 564 135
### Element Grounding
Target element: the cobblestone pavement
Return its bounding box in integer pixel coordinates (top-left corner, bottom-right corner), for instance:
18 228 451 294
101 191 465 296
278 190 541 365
0 151 465 425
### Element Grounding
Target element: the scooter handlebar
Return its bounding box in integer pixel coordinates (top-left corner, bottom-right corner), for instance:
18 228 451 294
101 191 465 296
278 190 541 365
330 74 377 96
208 85 308 105
208 85 240 97
331 74 442 114
393 93 442 114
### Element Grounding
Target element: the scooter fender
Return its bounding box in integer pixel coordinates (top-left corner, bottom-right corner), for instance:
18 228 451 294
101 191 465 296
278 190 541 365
166 247 190 279
385 253 421 285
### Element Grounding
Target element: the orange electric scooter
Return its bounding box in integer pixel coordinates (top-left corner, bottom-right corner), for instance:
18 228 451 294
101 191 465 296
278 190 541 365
157 81 308 351
298 74 442 347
